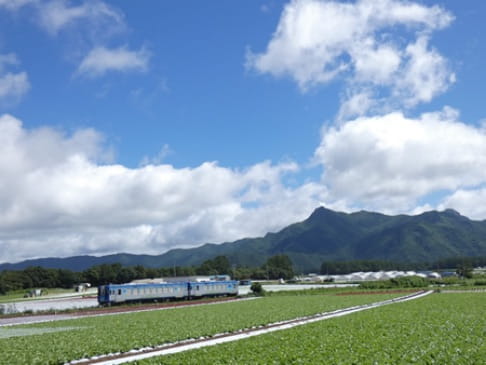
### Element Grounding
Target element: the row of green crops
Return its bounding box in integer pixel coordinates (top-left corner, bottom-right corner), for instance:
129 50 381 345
0 292 403 364
138 292 486 365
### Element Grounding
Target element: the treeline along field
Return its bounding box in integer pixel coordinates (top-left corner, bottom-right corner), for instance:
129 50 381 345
3 255 485 296
0 255 295 295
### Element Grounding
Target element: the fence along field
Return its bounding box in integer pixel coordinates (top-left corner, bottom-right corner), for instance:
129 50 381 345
0 292 402 364
137 292 486 365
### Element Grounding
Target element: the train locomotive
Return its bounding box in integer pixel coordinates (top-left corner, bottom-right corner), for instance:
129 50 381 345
97 279 239 305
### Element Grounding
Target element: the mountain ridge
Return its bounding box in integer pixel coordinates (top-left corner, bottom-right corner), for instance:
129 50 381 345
2 207 486 272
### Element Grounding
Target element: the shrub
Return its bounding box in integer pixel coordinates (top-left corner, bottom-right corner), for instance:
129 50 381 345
250 282 265 296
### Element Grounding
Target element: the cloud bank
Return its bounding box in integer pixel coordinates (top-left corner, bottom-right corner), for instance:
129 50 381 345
315 108 486 213
0 115 327 262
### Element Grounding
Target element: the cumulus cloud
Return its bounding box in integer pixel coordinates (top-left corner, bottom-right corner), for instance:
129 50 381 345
394 36 456 107
77 46 150 77
247 0 455 118
0 115 327 263
0 53 30 106
438 188 486 221
314 108 486 212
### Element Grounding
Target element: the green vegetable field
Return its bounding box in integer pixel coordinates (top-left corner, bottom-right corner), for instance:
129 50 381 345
0 293 401 364
136 293 486 365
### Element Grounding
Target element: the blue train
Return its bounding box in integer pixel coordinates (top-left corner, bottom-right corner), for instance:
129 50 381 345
98 280 239 305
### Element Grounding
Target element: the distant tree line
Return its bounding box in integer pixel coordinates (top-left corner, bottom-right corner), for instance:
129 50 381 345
360 275 430 289
320 256 486 275
2 255 485 295
0 254 295 295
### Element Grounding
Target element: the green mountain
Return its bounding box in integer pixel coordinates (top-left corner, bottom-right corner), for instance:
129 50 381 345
2 207 486 272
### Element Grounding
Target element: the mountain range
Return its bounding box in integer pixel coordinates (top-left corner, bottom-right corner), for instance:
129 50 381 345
2 207 486 272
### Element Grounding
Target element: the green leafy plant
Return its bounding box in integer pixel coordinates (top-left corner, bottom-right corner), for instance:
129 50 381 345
0 292 402 364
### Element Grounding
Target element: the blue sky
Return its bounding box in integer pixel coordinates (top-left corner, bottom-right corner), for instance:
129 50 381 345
1 0 486 263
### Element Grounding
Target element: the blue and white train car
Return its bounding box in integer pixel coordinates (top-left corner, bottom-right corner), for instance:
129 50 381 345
98 282 188 305
97 280 238 305
188 280 238 298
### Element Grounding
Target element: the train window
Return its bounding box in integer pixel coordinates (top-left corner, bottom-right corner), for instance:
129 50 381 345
196 285 199 291
118 289 122 295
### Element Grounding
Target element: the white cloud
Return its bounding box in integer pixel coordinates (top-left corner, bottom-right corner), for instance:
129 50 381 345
248 0 454 117
0 115 327 263
0 72 30 105
0 53 20 73
77 46 150 77
140 144 173 166
0 53 30 106
394 36 456 107
336 89 375 122
1 1 148 81
438 188 486 221
315 108 486 212
352 41 402 85
37 0 124 35
0 0 35 11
